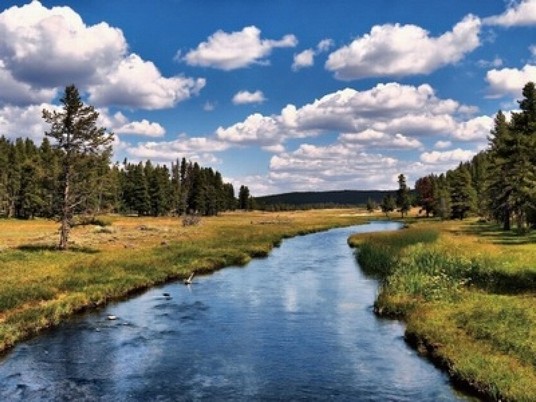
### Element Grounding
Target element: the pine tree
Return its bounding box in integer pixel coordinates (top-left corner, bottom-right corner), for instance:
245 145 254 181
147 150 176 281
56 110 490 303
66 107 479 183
487 110 513 229
238 185 250 210
396 174 411 217
42 85 114 249
448 163 477 220
380 194 396 217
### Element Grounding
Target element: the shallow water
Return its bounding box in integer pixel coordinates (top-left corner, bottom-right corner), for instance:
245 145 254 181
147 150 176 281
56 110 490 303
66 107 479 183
0 222 473 401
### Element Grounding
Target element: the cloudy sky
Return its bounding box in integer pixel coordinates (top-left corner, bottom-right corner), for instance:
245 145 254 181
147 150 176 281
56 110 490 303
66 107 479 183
1 1 535 195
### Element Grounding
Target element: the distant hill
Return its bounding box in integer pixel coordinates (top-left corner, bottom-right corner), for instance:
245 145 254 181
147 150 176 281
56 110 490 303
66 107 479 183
255 190 396 209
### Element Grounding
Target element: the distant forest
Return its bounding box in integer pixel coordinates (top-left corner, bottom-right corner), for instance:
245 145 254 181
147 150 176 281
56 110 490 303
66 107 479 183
255 190 400 211
0 136 251 220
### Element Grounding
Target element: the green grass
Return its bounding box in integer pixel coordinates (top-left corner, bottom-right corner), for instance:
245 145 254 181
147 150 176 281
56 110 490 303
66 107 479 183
349 220 536 401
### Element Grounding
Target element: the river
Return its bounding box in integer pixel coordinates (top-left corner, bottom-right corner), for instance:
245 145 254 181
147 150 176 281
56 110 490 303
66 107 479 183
0 222 473 401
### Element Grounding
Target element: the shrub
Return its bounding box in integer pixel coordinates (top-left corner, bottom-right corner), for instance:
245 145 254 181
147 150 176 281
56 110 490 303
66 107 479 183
182 214 201 227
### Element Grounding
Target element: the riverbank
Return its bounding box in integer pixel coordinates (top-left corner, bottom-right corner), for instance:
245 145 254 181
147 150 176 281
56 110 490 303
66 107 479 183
348 219 536 401
0 210 367 354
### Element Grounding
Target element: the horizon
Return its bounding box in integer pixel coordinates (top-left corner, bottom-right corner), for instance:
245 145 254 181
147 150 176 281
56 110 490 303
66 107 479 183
1 1 535 196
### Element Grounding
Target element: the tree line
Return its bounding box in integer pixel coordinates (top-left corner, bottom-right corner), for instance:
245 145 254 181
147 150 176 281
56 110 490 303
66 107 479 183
0 86 252 224
410 81 536 231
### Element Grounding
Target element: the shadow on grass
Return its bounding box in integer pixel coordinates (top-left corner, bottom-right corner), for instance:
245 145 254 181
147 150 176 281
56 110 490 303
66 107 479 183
17 244 99 254
458 221 536 245
472 270 536 295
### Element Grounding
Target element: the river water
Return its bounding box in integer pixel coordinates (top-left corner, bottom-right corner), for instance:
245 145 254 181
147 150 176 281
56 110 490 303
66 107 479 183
0 222 472 401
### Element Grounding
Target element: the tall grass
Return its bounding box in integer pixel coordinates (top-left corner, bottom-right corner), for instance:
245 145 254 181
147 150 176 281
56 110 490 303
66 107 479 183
350 221 536 401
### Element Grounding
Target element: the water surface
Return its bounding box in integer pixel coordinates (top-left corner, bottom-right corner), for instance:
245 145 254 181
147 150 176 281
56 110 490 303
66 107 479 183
0 222 472 401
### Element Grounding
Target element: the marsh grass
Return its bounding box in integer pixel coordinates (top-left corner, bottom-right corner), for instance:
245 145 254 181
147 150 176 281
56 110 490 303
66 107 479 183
350 220 536 401
0 209 365 353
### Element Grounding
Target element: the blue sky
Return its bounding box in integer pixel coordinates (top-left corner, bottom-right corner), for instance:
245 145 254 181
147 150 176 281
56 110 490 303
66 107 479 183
1 1 535 195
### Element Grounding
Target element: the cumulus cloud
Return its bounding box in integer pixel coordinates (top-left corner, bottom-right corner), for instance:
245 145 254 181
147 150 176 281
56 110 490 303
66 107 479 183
339 129 423 149
268 143 400 191
452 115 494 141
420 148 476 164
484 0 536 26
215 82 479 151
292 39 334 71
88 54 205 109
292 49 315 71
125 135 230 164
0 103 58 142
115 119 166 137
0 63 57 105
325 15 481 80
434 140 453 149
0 1 204 109
232 90 266 105
182 26 297 70
486 64 536 97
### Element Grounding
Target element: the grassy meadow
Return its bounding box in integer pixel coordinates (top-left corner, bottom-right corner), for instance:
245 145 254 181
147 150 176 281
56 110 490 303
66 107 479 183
0 209 368 353
348 219 536 401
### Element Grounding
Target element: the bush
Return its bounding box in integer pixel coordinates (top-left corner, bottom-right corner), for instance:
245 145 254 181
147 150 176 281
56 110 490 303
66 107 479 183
182 214 201 227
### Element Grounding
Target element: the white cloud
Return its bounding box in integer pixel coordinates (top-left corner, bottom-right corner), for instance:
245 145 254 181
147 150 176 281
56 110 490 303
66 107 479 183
115 119 166 137
292 39 334 71
182 26 297 70
325 15 481 80
0 103 58 142
292 49 315 71
452 115 494 141
0 1 204 109
268 143 401 191
486 64 536 97
126 135 230 163
477 57 503 68
232 90 266 105
420 148 476 164
0 1 126 89
203 101 216 112
316 39 334 53
434 140 452 149
216 113 283 147
339 129 423 149
484 0 536 26
88 54 206 109
215 82 477 151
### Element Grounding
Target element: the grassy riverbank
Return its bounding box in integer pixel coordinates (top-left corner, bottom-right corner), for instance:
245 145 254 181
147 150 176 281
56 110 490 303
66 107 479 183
0 209 367 354
348 220 536 401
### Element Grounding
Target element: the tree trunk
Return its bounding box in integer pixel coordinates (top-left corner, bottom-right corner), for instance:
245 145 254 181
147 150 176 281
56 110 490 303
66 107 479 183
59 167 71 250
503 204 511 231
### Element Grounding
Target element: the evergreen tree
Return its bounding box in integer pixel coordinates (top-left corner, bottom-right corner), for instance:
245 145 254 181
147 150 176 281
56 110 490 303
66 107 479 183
396 174 411 217
366 197 377 213
380 194 396 217
238 185 250 210
42 85 114 249
487 110 513 229
448 163 477 220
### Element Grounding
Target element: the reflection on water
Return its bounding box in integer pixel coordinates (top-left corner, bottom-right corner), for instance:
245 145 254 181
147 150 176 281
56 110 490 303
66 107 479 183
0 222 473 401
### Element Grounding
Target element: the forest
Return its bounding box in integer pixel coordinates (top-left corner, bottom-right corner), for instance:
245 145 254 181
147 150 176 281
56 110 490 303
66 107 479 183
0 87 253 227
0 136 253 220
410 81 536 231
